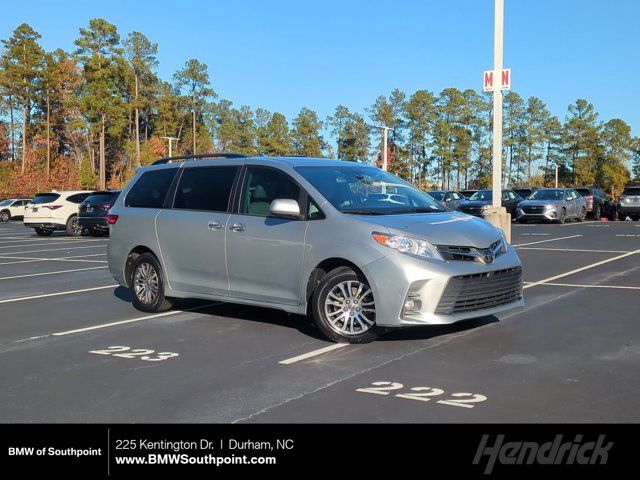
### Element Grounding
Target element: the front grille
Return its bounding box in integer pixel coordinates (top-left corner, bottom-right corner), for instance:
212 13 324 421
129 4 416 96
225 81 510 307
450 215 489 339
522 206 546 214
437 240 502 262
435 267 522 315
459 206 484 216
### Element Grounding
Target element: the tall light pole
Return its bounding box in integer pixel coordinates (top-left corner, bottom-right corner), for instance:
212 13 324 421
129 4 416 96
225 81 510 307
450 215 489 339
161 136 179 157
491 0 504 208
368 125 394 171
482 0 512 241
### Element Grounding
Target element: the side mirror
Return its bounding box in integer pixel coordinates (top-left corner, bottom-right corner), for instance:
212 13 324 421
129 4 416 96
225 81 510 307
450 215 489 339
269 199 300 218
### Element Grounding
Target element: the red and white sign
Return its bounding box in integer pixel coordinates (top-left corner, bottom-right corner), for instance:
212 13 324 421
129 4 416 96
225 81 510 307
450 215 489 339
483 68 511 92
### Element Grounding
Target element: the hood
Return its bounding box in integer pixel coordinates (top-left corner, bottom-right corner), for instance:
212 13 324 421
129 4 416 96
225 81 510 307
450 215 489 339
519 199 561 207
459 200 491 207
369 212 502 248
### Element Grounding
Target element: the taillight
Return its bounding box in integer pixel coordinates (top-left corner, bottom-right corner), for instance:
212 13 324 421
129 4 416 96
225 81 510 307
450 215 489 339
44 205 62 210
106 214 119 225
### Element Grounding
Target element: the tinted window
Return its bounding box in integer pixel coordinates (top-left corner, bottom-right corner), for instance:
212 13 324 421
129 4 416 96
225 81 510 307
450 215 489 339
574 188 590 196
452 192 463 200
67 193 90 204
308 198 324 220
126 169 177 208
32 193 61 204
622 187 640 195
0 200 12 207
241 167 302 217
428 191 445 201
174 167 237 212
84 192 119 205
529 189 564 200
470 190 492 201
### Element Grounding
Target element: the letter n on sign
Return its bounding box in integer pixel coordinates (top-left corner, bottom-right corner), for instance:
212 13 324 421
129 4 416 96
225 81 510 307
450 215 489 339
501 69 511 90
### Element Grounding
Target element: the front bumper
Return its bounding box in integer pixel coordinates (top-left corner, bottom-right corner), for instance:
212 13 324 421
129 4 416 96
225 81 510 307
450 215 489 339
515 206 559 221
361 246 523 327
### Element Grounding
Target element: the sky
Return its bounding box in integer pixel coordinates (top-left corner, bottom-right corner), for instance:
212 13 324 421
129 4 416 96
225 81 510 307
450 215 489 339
2 0 639 134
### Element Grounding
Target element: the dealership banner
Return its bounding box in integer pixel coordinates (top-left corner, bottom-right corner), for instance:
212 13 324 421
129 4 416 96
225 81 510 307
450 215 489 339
0 424 635 476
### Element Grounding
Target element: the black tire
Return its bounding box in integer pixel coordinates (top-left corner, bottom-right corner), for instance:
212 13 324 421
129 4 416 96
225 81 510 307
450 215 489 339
592 204 601 220
0 210 9 222
557 208 566 224
577 207 586 222
34 227 53 236
129 252 174 313
65 215 83 236
608 208 617 221
311 266 379 344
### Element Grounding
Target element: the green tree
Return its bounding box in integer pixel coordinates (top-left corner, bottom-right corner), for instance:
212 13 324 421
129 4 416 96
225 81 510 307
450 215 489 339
291 107 325 157
123 31 158 167
522 96 551 183
74 18 127 189
0 23 45 172
327 105 370 162
563 99 600 185
503 91 526 185
263 112 291 156
598 118 633 194
404 90 437 184
368 89 407 176
173 59 216 154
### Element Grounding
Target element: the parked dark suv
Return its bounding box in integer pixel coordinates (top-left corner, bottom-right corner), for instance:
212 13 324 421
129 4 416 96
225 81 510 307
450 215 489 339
457 189 523 217
512 187 538 199
78 190 121 236
574 187 616 220
617 186 640 221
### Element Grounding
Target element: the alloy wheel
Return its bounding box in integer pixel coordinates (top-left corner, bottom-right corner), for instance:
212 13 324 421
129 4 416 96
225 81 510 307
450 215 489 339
324 280 375 335
133 262 159 305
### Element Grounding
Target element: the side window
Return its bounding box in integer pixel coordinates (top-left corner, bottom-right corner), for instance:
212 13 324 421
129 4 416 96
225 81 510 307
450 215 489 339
125 169 177 208
308 198 324 220
444 193 453 202
240 167 302 217
453 192 463 200
67 194 80 204
173 166 238 212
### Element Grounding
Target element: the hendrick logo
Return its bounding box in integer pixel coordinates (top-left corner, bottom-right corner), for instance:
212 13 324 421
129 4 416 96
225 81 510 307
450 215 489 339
473 434 613 474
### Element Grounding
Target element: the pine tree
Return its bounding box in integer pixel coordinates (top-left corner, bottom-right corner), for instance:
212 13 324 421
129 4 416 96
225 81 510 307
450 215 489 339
291 107 325 157
263 112 291 156
0 23 45 172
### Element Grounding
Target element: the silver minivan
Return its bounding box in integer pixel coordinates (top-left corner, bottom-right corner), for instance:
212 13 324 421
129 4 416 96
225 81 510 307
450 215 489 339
107 155 524 343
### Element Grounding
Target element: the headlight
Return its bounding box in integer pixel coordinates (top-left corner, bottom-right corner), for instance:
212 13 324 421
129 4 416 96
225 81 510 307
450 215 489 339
545 203 559 209
496 229 508 253
372 232 444 261
481 204 491 210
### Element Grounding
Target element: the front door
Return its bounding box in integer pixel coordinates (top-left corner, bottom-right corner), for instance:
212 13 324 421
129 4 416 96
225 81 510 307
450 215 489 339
156 166 238 295
226 166 307 306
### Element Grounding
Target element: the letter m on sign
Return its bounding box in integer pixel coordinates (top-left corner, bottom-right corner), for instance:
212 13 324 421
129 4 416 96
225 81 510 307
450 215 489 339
483 71 494 92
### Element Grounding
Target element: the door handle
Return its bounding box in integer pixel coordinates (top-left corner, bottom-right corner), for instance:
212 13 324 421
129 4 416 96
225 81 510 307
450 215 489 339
208 220 223 231
229 222 245 232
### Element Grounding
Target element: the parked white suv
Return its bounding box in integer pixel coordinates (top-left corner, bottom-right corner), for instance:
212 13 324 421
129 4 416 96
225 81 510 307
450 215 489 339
23 191 93 236
0 199 31 222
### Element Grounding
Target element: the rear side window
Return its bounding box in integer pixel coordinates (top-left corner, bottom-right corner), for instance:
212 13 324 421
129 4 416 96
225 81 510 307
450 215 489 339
623 187 640 195
32 193 61 204
85 192 119 204
126 169 177 208
173 166 238 212
67 193 90 204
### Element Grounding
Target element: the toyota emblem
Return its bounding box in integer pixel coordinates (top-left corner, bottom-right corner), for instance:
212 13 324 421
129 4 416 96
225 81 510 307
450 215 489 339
483 250 495 264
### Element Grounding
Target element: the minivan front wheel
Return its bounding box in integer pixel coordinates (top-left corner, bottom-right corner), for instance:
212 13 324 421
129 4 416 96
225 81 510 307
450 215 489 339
312 267 378 343
130 253 173 313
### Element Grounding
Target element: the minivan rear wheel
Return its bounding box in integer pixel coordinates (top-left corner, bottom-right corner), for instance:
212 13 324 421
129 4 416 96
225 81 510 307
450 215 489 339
130 253 174 313
312 267 379 344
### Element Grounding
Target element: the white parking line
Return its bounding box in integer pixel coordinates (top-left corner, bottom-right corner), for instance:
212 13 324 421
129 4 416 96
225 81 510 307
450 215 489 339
523 282 640 290
52 303 218 336
0 239 107 250
523 248 640 289
279 343 349 365
4 245 107 255
0 254 107 264
0 285 118 304
0 266 108 281
517 247 630 253
512 234 582 247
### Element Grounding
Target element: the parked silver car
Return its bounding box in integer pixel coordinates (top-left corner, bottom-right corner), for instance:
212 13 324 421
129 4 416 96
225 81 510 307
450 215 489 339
515 188 587 223
107 155 524 343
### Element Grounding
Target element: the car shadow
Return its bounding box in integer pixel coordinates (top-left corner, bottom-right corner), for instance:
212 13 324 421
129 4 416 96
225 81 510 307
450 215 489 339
378 316 499 342
112 286 326 340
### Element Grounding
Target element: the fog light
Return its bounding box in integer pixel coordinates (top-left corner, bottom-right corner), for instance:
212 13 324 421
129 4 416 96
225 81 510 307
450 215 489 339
549 211 557 218
404 298 422 313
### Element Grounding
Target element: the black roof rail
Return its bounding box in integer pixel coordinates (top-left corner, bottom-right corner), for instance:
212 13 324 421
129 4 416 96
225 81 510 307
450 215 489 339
151 152 249 166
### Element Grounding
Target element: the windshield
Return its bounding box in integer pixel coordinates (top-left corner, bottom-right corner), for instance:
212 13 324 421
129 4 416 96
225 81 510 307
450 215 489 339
529 189 564 200
469 190 492 201
428 191 445 201
0 200 12 206
295 165 445 214
31 193 61 204
622 187 640 195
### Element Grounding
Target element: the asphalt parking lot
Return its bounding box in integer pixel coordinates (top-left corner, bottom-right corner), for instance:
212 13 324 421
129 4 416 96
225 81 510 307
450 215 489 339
0 219 639 423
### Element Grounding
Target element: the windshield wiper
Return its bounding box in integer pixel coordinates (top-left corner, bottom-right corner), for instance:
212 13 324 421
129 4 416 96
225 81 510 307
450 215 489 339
341 209 384 215
392 207 444 214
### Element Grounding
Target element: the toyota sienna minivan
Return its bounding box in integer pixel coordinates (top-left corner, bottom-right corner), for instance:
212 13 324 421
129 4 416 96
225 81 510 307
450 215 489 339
107 154 523 343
